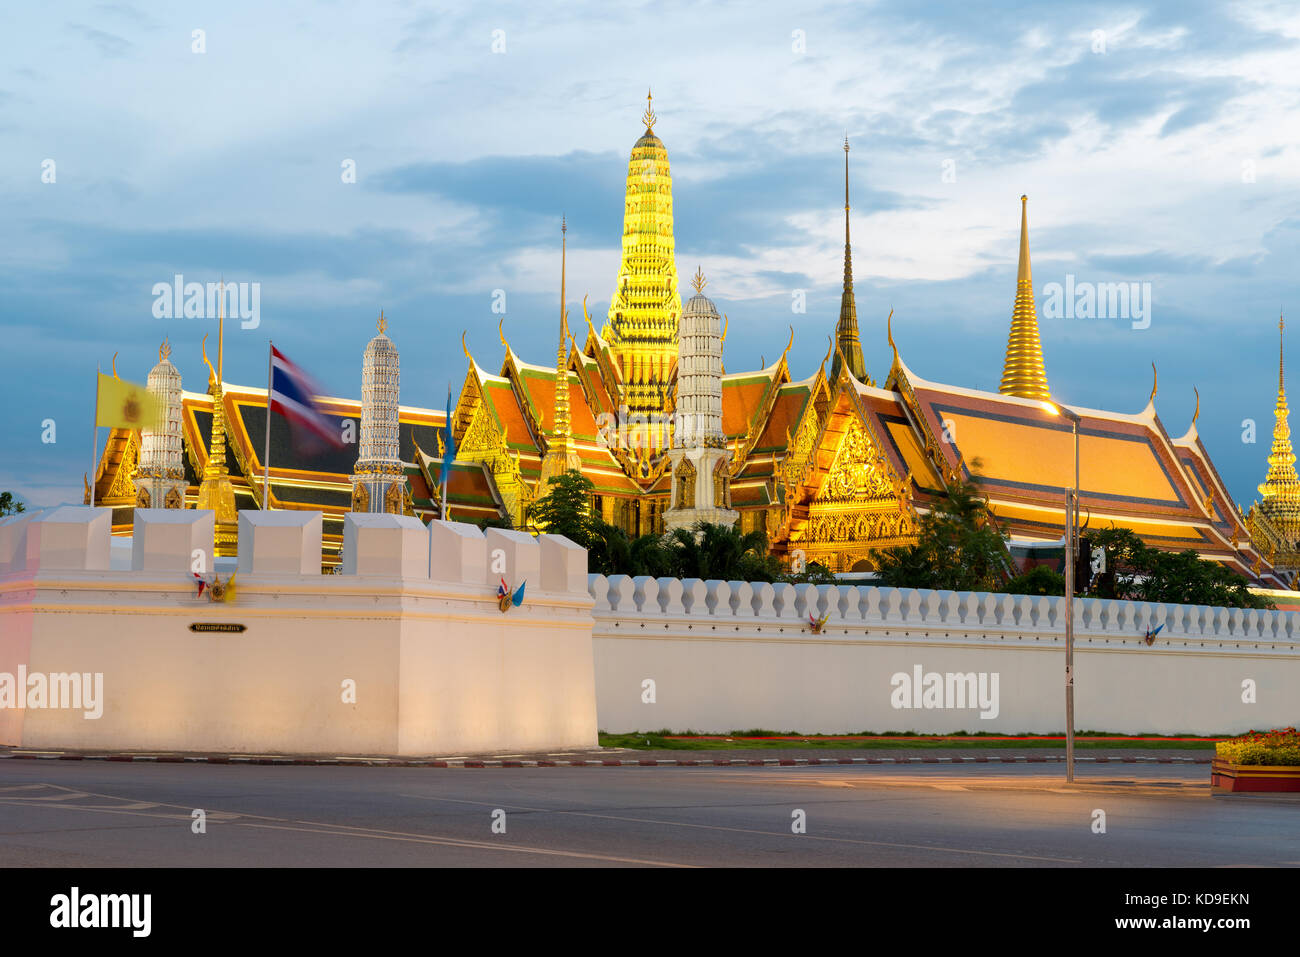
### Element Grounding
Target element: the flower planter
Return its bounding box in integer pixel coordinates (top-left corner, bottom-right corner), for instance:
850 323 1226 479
1211 758 1300 793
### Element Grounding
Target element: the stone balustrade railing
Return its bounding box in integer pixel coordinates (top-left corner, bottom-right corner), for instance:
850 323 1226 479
587 574 1300 645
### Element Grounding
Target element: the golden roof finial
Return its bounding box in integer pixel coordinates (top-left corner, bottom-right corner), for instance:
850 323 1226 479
1149 362 1158 404
642 88 656 131
781 325 795 361
887 307 898 364
498 318 508 348
1192 386 1200 425
377 310 387 335
111 351 119 379
691 266 707 294
160 338 170 361
461 330 471 360
999 194 1050 401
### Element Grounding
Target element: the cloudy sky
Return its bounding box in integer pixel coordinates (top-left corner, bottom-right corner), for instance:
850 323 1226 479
2 0 1298 510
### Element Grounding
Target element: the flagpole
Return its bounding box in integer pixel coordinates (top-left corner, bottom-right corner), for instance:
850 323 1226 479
440 380 450 522
89 365 100 507
263 340 273 510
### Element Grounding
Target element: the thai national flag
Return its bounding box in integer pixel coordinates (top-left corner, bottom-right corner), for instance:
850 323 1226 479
269 345 344 450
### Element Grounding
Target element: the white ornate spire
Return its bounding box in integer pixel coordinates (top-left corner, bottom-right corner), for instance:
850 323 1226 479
137 339 186 509
353 311 405 514
665 268 736 531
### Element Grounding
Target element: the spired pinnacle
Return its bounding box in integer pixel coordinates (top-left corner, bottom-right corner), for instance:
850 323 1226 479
692 266 707 294
1259 310 1300 543
998 194 1051 401
831 135 867 383
643 88 656 132
605 95 680 422
377 310 387 335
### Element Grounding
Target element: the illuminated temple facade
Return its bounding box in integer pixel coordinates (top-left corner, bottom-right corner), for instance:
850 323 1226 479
89 98 1298 588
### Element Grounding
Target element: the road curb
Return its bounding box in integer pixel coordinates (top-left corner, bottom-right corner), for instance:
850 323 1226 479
0 750 1214 768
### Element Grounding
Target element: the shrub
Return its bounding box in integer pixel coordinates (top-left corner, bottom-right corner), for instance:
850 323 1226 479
1215 727 1300 766
1001 564 1065 596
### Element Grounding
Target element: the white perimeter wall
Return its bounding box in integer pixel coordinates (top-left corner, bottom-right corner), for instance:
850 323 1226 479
0 507 597 756
589 575 1300 735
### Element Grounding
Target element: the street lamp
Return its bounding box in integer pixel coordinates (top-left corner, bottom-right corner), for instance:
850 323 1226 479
1042 399 1081 783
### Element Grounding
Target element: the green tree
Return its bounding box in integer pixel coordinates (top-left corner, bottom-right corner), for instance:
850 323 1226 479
1086 524 1270 609
1001 564 1065 596
876 472 1013 591
529 470 601 549
588 523 675 578
664 522 776 581
0 492 24 517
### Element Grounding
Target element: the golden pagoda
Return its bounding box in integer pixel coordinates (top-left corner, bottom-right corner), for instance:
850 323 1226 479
195 280 238 556
601 90 681 434
998 195 1051 401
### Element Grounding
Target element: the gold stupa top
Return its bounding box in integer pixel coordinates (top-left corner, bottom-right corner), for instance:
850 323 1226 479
604 93 681 419
998 195 1051 401
1259 311 1300 544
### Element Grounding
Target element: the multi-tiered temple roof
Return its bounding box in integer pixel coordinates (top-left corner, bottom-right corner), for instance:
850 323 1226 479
90 98 1294 586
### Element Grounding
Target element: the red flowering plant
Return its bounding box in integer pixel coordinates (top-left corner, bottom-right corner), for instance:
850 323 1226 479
1216 727 1300 766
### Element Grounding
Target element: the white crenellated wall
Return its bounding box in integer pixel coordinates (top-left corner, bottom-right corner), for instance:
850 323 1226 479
0 507 597 756
4 504 1295 751
588 575 1300 735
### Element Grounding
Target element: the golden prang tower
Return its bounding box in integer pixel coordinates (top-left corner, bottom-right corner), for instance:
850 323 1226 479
602 91 682 432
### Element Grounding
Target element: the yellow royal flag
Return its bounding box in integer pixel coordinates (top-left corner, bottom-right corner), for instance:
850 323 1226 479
96 374 159 429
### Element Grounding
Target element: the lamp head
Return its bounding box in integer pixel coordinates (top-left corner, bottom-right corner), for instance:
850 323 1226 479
1040 399 1080 424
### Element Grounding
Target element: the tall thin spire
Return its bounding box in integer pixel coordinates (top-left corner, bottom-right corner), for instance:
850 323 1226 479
208 278 228 476
540 218 582 488
555 217 571 443
999 195 1051 401
1259 310 1300 544
196 277 238 555
831 136 866 383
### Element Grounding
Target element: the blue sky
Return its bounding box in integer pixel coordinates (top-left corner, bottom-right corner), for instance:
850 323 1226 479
2 0 1298 510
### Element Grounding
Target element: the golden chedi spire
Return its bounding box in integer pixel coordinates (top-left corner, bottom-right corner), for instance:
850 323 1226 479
603 89 681 428
999 195 1051 401
540 218 583 487
196 278 239 556
1259 311 1300 544
831 136 867 383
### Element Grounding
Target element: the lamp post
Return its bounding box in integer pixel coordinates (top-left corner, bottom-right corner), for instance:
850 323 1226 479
1043 400 1081 783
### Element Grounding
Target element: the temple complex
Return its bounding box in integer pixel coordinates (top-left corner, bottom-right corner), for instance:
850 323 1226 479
88 96 1297 589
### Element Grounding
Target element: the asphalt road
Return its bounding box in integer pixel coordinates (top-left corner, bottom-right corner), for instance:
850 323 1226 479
0 759 1295 867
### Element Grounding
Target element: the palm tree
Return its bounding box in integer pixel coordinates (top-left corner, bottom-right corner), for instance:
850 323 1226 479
665 522 773 580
